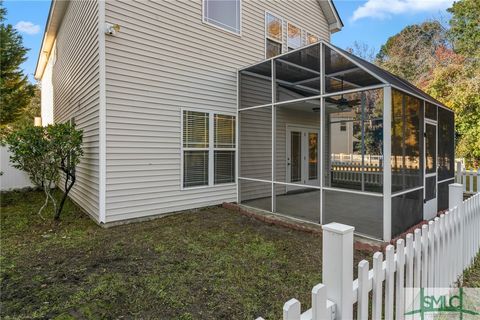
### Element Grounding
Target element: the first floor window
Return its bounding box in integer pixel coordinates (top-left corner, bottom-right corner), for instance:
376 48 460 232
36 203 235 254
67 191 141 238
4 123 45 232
203 0 241 34
182 110 236 188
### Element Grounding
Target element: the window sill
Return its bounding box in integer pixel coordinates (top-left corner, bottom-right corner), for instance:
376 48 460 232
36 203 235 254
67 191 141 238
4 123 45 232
181 182 237 191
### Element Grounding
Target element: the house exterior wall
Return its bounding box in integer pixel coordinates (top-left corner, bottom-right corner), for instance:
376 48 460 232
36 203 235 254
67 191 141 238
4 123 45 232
50 0 100 220
103 0 331 222
41 45 54 126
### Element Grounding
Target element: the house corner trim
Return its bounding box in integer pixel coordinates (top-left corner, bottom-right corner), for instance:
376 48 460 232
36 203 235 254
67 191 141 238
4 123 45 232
98 0 107 223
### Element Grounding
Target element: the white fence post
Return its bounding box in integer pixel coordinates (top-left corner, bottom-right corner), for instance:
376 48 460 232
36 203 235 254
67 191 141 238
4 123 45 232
456 161 462 184
322 223 354 320
449 183 463 210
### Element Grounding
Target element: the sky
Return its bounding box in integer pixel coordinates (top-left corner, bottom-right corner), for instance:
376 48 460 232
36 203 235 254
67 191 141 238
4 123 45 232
3 0 455 83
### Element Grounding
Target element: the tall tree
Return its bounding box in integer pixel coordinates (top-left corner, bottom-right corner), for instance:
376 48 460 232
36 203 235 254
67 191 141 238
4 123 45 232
0 2 34 125
375 9 480 165
376 21 449 84
448 0 480 58
424 47 480 164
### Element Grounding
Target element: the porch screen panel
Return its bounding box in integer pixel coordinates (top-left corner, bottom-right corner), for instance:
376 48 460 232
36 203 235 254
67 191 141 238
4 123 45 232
274 98 321 184
438 108 455 181
323 45 381 94
425 123 436 174
437 179 453 211
239 179 271 212
324 89 383 193
323 190 383 239
391 189 423 237
239 61 272 109
425 102 437 120
239 106 272 180
275 44 320 103
275 184 320 223
391 90 423 192
425 176 436 201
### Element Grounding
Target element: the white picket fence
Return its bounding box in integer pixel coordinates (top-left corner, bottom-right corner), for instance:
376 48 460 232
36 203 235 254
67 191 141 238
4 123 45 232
256 184 480 320
456 161 480 194
331 162 383 187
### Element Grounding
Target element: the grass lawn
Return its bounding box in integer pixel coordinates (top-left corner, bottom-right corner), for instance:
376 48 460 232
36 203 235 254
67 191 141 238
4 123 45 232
0 189 372 319
462 252 480 287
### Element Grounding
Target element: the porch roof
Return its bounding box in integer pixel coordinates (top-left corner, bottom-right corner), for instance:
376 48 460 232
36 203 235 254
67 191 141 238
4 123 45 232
330 43 447 109
240 40 450 111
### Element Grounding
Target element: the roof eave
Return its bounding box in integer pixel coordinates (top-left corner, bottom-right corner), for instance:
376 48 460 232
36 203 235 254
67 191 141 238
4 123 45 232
318 0 343 34
34 0 69 80
328 21 343 34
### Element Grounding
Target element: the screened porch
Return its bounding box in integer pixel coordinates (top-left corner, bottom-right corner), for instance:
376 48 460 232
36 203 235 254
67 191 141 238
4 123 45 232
237 41 455 241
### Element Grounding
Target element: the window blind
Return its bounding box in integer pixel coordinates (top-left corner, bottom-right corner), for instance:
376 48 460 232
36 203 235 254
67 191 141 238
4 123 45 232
183 150 209 187
214 114 235 148
183 111 209 148
214 151 235 184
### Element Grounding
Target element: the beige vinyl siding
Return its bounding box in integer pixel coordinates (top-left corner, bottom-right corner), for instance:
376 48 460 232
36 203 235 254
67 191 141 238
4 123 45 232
104 0 330 221
52 0 100 220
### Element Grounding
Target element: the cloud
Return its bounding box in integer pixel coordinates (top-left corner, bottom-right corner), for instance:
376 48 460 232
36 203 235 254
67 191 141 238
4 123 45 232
14 21 41 35
351 0 454 21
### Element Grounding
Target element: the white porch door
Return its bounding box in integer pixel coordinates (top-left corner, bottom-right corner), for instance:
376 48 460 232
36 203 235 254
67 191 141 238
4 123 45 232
286 126 320 192
424 121 437 220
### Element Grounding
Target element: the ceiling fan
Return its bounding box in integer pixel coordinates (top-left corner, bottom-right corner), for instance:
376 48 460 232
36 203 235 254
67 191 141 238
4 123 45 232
324 77 360 111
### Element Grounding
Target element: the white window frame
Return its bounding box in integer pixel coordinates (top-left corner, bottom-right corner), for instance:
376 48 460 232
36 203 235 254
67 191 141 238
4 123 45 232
180 108 237 190
202 0 242 36
265 11 283 59
287 21 302 51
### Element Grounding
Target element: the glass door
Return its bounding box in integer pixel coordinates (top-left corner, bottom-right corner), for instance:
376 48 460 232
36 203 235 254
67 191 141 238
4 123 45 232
306 131 320 186
286 126 320 192
424 121 437 220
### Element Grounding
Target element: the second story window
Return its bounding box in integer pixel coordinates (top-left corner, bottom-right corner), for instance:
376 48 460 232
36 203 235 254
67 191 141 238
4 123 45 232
306 32 319 45
265 12 283 58
203 0 241 34
287 23 302 51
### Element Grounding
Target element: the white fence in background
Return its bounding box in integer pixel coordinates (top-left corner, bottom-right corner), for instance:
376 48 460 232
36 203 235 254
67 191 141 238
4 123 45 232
456 161 479 194
0 146 33 191
330 162 383 187
256 184 480 320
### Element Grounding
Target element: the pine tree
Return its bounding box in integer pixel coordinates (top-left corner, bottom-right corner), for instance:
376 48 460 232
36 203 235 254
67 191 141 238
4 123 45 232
0 2 34 126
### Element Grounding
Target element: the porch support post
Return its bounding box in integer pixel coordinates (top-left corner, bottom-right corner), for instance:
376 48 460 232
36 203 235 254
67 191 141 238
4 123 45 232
383 86 392 241
319 42 324 224
271 59 276 212
322 222 354 319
